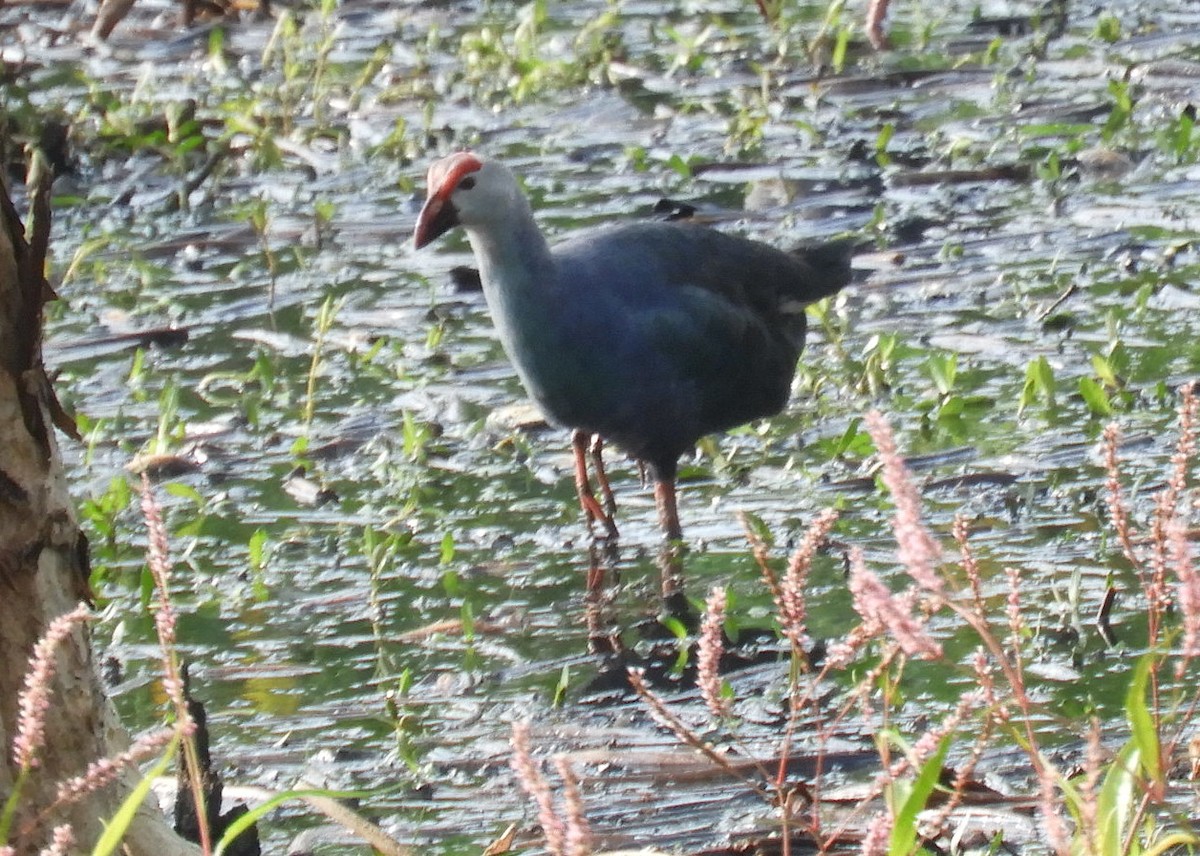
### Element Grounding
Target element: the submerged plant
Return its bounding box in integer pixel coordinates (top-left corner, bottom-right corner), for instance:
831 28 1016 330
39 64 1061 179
1019 354 1057 416
454 0 622 105
297 294 344 453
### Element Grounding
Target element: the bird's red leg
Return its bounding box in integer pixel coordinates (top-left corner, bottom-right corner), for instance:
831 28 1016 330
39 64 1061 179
866 0 889 49
654 478 687 607
654 478 684 543
572 430 619 539
588 434 618 520
572 430 602 526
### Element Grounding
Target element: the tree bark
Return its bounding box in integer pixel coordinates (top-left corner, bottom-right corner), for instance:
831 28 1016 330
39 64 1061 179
0 149 200 855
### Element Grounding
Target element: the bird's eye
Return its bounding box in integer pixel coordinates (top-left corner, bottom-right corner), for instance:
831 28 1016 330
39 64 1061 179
459 176 477 190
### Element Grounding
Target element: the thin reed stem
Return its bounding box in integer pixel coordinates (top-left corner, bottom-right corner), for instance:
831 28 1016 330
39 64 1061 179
139 475 206 854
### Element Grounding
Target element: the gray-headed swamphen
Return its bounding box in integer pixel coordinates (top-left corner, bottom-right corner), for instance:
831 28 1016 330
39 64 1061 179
414 152 852 542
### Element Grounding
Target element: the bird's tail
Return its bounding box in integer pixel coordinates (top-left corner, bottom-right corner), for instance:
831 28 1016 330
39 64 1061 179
790 236 857 303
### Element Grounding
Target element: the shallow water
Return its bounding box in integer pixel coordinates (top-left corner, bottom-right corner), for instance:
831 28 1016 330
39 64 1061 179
6 0 1200 850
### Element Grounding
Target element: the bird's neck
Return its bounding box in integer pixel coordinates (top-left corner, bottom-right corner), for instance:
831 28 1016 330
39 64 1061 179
465 203 559 332
463 201 589 425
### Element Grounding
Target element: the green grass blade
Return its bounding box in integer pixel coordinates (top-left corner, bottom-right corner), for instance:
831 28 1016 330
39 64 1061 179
890 732 952 855
91 735 179 856
1126 655 1162 787
1096 742 1139 851
215 785 412 856
1144 830 1200 856
0 768 30 845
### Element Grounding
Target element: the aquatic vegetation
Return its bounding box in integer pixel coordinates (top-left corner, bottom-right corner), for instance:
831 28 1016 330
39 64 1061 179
523 392 1200 854
4 0 1200 849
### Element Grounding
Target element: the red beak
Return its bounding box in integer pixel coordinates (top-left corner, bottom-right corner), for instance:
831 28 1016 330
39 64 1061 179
413 152 483 249
413 193 459 249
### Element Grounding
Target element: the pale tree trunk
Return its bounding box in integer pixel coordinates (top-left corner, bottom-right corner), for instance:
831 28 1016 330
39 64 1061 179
0 150 200 855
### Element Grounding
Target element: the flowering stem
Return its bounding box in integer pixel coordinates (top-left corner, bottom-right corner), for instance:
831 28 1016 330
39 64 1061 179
0 768 30 846
626 670 771 799
139 475 208 853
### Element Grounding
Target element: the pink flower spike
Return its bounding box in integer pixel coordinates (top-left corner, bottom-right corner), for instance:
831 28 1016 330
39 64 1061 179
1103 423 1139 569
53 727 175 807
848 549 942 661
972 648 998 714
510 721 565 855
865 411 944 595
12 604 92 771
824 625 872 670
862 811 892 856
139 475 195 737
37 825 74 856
698 586 730 719
1168 519 1200 659
1005 566 1024 649
779 508 838 645
554 755 592 856
1037 761 1070 856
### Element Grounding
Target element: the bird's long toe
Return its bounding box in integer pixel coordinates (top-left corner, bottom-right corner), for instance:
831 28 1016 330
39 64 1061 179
572 430 620 539
588 435 618 519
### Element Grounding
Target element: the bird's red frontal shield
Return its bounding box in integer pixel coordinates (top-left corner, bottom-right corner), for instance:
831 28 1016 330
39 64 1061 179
413 152 483 249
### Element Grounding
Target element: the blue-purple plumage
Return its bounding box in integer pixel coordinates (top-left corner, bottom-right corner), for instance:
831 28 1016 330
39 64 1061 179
415 153 852 539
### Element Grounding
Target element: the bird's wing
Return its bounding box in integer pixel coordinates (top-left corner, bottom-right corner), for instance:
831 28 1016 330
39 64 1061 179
557 222 851 316
550 222 851 432
630 284 768 373
627 281 800 436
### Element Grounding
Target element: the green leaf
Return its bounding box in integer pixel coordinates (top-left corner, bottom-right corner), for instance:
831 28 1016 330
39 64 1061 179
1170 109 1195 160
1096 742 1139 850
1091 353 1120 388
1094 12 1121 42
926 352 957 396
248 529 270 601
660 614 688 641
1126 654 1162 787
890 732 953 855
875 122 895 155
832 416 868 457
936 394 964 419
831 25 850 74
439 531 455 565
0 768 30 845
139 563 155 610
1144 831 1200 856
402 411 429 460
665 153 693 178
552 664 571 707
248 528 268 568
1079 376 1113 416
164 481 205 506
215 784 410 856
740 511 773 548
460 600 475 642
92 736 179 856
313 199 337 224
1102 79 1133 141
1019 356 1056 415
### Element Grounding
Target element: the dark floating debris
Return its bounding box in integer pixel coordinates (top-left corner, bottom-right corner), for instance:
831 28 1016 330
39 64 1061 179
448 264 482 292
49 325 190 366
175 666 261 856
